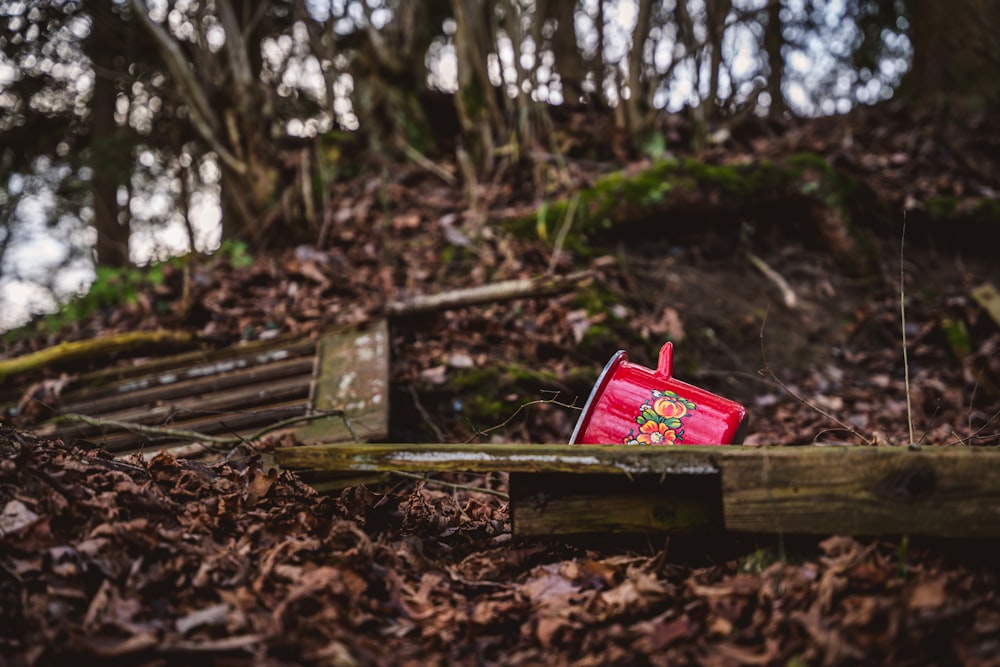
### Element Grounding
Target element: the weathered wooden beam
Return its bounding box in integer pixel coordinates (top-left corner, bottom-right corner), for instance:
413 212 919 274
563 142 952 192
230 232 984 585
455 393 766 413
275 443 1000 538
384 272 593 317
718 446 1000 538
273 442 723 475
511 472 723 537
0 330 196 384
51 376 309 437
296 319 389 444
60 355 315 414
75 400 312 453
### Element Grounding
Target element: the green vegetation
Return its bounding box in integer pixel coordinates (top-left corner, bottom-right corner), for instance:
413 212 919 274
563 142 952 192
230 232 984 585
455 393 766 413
33 263 167 335
926 195 1000 223
505 153 860 248
5 240 253 339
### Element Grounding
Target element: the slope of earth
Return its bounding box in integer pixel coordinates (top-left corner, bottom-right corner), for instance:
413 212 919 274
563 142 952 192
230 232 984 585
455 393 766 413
2 103 1000 664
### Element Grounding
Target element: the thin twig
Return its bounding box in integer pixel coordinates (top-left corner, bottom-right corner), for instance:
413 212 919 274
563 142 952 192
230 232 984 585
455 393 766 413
390 471 509 500
747 251 797 309
947 405 1000 446
547 192 579 275
408 385 447 442
61 413 235 444
59 410 351 449
900 212 916 446
395 136 456 185
966 346 1000 440
758 308 873 445
466 392 581 443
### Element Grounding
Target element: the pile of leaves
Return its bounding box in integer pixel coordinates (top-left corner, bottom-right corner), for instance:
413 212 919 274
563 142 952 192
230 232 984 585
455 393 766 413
3 429 999 666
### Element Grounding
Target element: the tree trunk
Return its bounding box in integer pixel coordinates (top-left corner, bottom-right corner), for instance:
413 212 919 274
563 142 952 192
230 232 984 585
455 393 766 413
703 0 731 120
901 0 1000 109
764 0 786 117
624 0 653 140
543 0 586 105
450 0 502 172
87 4 130 268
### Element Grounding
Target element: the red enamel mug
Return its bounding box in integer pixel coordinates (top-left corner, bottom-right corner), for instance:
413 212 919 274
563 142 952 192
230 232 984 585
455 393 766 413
570 342 748 445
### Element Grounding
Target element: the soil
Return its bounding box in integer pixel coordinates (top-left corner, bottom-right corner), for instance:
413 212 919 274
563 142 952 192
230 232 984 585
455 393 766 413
2 102 1000 665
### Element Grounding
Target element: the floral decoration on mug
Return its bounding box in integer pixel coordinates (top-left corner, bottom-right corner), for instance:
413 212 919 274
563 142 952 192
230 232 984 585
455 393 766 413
622 390 698 445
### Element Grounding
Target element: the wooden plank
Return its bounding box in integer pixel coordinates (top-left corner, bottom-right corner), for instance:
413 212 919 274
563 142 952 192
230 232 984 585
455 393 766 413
384 272 592 317
68 337 317 389
76 400 312 453
275 443 1000 538
719 446 1000 537
511 473 722 537
273 442 723 475
0 330 196 384
44 357 315 424
295 320 389 444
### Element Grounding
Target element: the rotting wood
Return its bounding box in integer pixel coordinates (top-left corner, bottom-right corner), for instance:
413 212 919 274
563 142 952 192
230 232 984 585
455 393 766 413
297 320 388 444
0 330 196 383
8 324 389 459
51 359 314 420
384 271 593 317
56 346 315 414
275 443 1000 538
511 472 722 537
273 442 723 475
719 445 1000 538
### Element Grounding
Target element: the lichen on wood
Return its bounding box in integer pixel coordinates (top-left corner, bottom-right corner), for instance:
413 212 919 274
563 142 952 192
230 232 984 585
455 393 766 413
0 330 196 382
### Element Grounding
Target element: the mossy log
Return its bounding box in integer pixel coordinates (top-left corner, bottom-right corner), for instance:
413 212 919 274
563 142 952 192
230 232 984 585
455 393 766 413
0 330 195 383
505 154 868 271
276 443 1000 538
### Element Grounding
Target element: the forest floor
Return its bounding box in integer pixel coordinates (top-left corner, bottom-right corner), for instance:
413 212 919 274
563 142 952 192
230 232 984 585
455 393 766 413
2 102 1000 665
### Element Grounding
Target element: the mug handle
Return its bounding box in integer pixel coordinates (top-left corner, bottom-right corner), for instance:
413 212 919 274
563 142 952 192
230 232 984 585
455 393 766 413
655 342 674 378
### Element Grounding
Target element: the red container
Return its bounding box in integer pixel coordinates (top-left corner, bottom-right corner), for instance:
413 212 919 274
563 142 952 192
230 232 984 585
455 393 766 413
570 342 748 445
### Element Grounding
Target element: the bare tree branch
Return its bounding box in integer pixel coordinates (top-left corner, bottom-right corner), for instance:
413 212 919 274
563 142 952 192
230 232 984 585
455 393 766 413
128 0 248 176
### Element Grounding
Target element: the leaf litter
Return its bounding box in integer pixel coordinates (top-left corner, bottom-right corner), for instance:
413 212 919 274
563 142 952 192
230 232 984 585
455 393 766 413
2 104 1000 663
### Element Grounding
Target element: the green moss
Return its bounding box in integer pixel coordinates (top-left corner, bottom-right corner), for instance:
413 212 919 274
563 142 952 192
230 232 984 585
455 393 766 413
926 195 1000 223
28 263 167 335
739 546 781 574
503 153 856 245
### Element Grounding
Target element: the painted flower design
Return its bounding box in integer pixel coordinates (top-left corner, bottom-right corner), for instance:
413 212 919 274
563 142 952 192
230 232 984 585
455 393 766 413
623 389 696 445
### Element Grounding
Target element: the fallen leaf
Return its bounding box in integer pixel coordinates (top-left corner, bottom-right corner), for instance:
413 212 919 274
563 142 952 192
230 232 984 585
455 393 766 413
0 499 39 536
176 602 232 635
908 578 947 611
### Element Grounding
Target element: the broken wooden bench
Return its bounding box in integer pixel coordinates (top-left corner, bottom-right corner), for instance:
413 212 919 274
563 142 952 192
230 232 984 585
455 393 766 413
1 322 389 458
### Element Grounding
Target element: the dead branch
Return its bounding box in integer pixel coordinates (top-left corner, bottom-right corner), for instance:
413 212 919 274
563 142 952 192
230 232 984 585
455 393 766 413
385 271 593 317
0 330 195 383
757 308 873 445
59 410 348 448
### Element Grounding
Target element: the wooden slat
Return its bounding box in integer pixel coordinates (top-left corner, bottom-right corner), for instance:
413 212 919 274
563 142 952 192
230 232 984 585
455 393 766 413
273 442 723 475
103 376 309 424
296 320 389 444
718 446 1000 538
511 473 722 537
67 337 318 389
85 399 313 453
275 443 1000 538
46 357 315 424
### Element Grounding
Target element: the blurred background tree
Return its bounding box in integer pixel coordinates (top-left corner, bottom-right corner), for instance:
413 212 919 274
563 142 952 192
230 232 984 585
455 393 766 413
1 0 997 328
